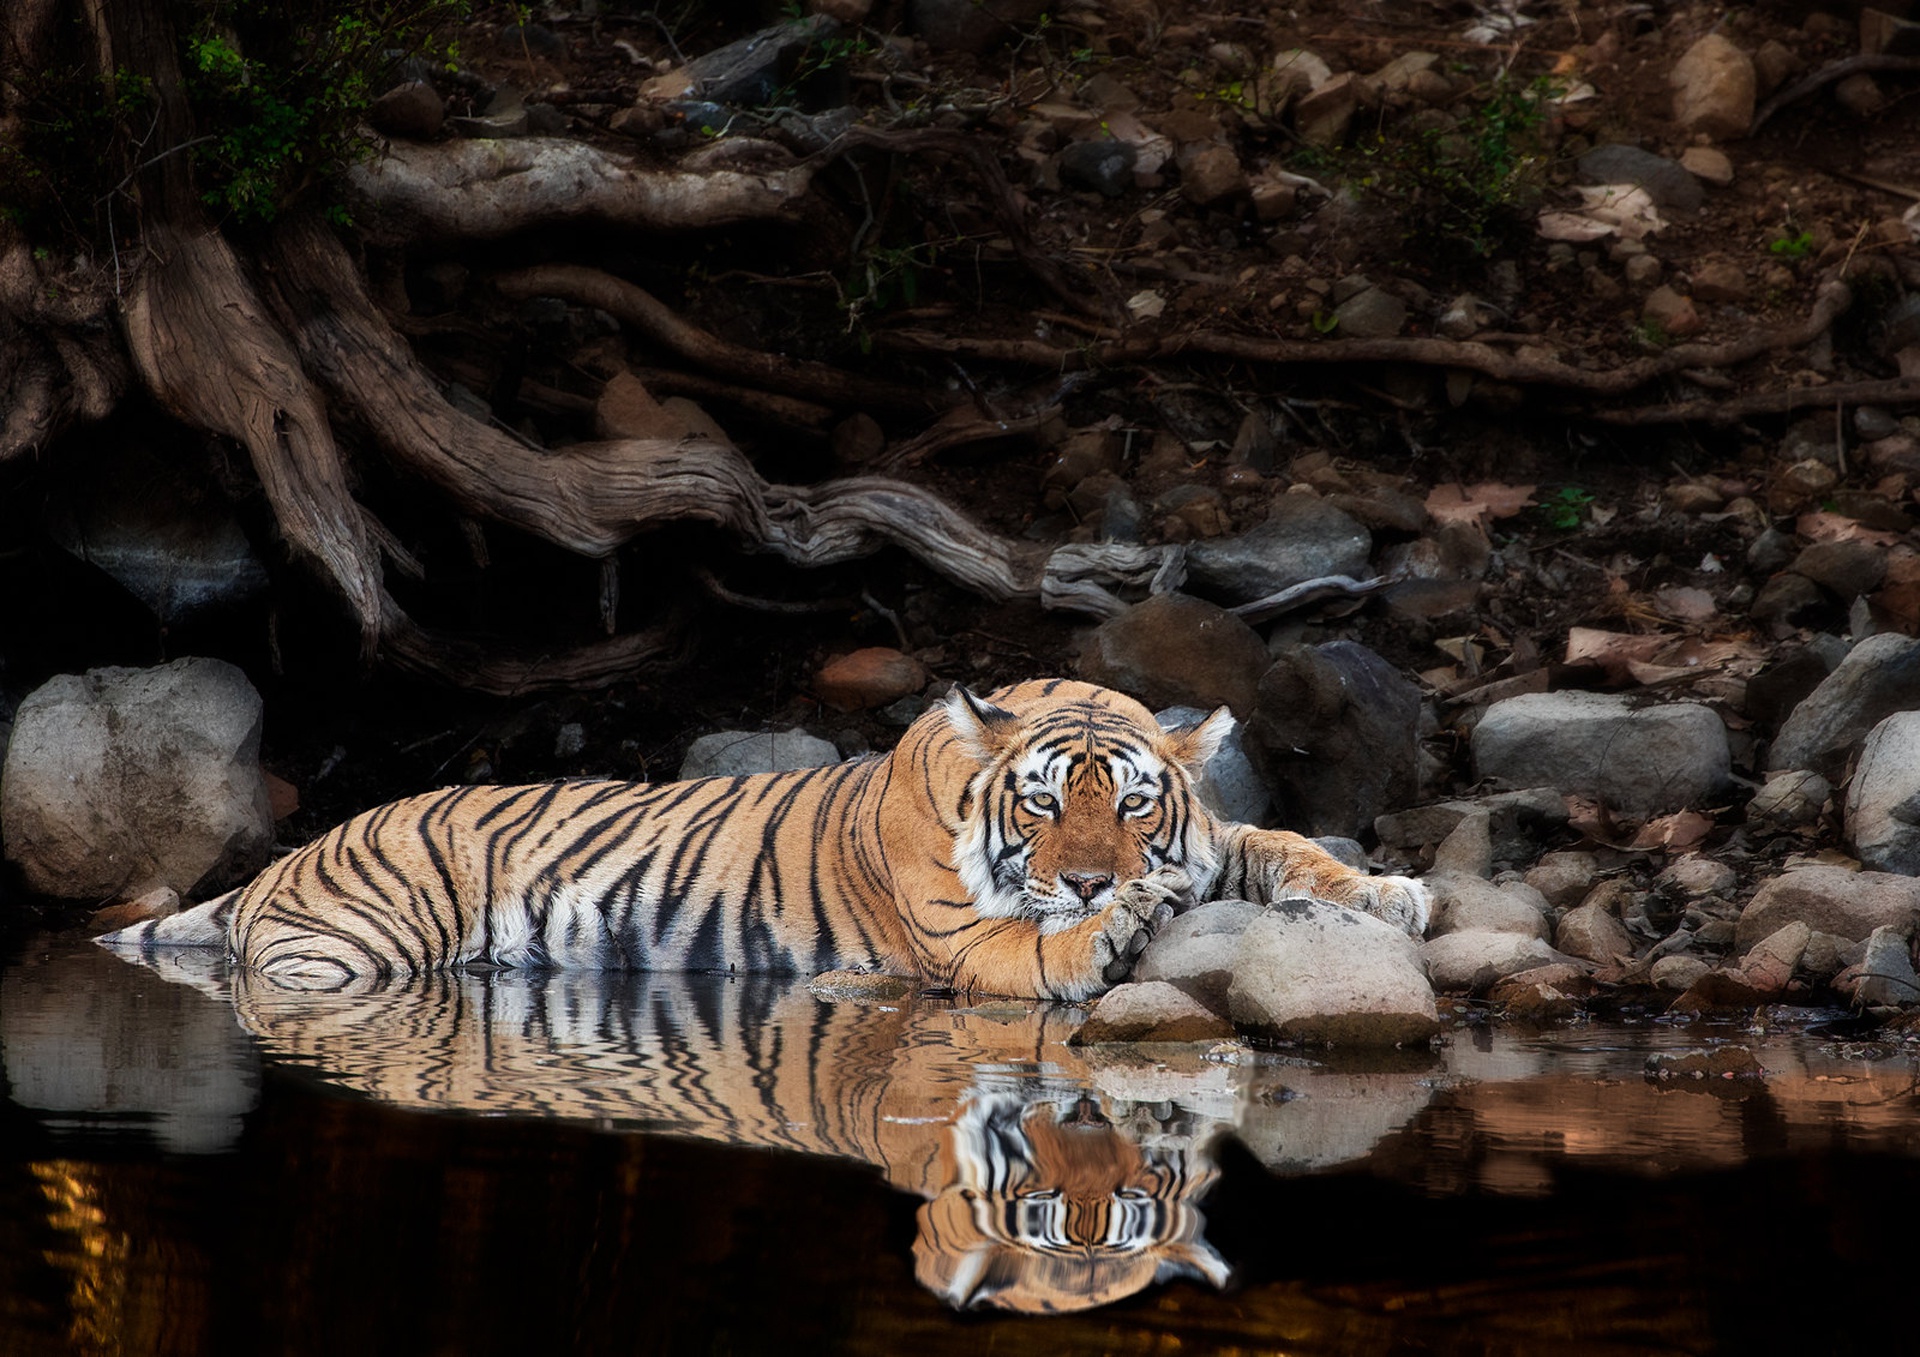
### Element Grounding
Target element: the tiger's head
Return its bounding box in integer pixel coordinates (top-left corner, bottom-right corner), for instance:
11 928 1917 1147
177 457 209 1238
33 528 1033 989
913 1086 1229 1313
943 683 1231 929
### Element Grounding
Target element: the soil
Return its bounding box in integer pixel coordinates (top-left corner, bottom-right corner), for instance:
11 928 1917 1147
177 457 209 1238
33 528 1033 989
6 0 1920 931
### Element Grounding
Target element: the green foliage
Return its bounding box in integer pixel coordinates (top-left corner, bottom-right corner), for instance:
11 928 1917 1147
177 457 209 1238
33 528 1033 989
1768 229 1814 259
1538 486 1594 530
0 65 156 242
1343 72 1561 269
181 1 469 225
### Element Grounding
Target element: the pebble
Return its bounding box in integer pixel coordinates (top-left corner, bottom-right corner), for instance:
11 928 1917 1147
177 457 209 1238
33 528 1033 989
1556 903 1636 965
1422 930 1569 993
1680 146 1734 187
1790 539 1888 599
678 727 840 779
1177 143 1246 206
1332 287 1408 339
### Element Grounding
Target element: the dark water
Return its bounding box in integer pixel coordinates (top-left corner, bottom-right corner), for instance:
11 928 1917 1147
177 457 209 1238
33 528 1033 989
7 935 1920 1355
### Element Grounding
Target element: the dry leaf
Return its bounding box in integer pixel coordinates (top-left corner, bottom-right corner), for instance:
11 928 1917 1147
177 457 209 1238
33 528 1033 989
1426 481 1537 529
1564 627 1669 682
1795 510 1903 547
1627 810 1713 852
1653 586 1718 625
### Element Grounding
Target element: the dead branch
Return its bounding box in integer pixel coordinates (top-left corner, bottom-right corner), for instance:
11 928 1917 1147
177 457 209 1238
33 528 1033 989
628 367 833 429
874 281 1855 398
1751 54 1920 135
491 262 941 412
344 136 817 245
876 403 1058 470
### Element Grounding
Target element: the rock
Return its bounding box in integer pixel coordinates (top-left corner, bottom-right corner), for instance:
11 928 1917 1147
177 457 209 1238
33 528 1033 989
449 87 529 138
1680 146 1734 187
1670 34 1756 140
1691 258 1749 303
1156 707 1272 826
1666 966 1769 1012
1651 954 1711 992
1770 633 1920 779
812 648 928 712
1739 921 1811 995
0 659 273 900
1642 285 1703 337
1132 898 1266 1011
1801 930 1852 980
1790 539 1888 599
1331 286 1408 339
1375 788 1569 869
678 727 840 780
1744 647 1832 729
1473 692 1731 815
1245 641 1422 841
809 0 872 21
596 370 724 441
1576 144 1704 212
1835 72 1887 117
1071 980 1235 1043
1752 39 1804 95
1658 856 1738 898
1750 574 1834 631
1556 902 1635 965
1855 924 1920 1005
1624 254 1663 288
1079 593 1271 718
1226 900 1440 1045
1849 712 1920 873
1421 929 1567 992
1294 71 1361 144
1748 770 1831 827
808 970 914 1000
909 0 1046 53
1525 851 1600 910
830 412 885 464
1431 809 1491 877
1428 872 1551 940
368 80 445 140
1487 962 1590 1016
1734 865 1920 950
1184 495 1373 604
1059 139 1137 197
1176 143 1246 206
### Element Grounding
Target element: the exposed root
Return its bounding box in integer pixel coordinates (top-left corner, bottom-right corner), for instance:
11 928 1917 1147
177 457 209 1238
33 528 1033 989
1579 375 1920 426
344 135 817 245
1751 54 1920 135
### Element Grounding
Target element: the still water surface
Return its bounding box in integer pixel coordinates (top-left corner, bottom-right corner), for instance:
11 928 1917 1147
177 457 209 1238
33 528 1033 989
6 933 1920 1354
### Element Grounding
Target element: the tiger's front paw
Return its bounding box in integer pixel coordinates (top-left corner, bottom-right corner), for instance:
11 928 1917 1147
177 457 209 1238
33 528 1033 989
1359 874 1431 939
1099 866 1194 985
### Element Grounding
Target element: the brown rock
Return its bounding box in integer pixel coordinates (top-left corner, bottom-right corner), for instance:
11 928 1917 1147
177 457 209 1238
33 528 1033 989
1790 538 1888 599
1070 981 1235 1044
1680 146 1734 187
369 80 446 140
1079 593 1270 718
1691 258 1748 303
1642 285 1703 337
813 648 929 712
1295 72 1362 144
1670 34 1756 140
1556 902 1635 965
1177 144 1247 206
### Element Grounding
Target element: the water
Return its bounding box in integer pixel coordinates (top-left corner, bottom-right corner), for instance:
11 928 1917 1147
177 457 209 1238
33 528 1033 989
7 934 1920 1354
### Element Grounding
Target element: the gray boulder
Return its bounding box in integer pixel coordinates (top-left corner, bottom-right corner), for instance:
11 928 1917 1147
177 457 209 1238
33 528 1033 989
678 728 840 780
1246 640 1422 840
1184 496 1373 605
1133 898 1265 1011
1855 924 1920 1006
1 658 273 900
1849 712 1920 874
1157 706 1272 826
1422 929 1569 992
1555 902 1636 965
1473 691 1730 814
1226 900 1440 1045
1770 633 1920 781
1427 871 1551 940
1071 981 1235 1043
1734 865 1920 950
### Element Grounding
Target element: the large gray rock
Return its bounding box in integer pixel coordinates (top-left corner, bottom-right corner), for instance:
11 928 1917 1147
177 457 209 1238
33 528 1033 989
1079 593 1271 718
1157 706 1272 826
1849 712 1920 874
1735 866 1920 950
1246 640 1422 840
1422 929 1568 992
1772 634 1920 781
1133 898 1266 1011
1427 871 1551 940
1473 692 1730 814
1226 900 1440 1045
1556 902 1635 965
678 727 840 779
1 659 272 900
1855 924 1920 1006
1184 496 1373 605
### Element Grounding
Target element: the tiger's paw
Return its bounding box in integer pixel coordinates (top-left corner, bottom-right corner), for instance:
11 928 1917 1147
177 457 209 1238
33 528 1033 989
1356 874 1431 939
1099 866 1193 985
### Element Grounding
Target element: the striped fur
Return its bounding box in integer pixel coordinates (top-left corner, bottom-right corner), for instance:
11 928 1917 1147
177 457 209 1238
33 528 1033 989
98 679 1429 998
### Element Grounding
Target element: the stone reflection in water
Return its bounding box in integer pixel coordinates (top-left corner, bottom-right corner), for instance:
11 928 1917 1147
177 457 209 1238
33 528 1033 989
208 959 1433 1313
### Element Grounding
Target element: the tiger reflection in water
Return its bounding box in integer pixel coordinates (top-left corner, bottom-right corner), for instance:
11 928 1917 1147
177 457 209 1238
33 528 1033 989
211 962 1234 1313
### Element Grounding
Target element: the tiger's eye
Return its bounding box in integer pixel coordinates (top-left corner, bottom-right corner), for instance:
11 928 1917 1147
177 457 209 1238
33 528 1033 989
1120 792 1149 812
1026 791 1057 813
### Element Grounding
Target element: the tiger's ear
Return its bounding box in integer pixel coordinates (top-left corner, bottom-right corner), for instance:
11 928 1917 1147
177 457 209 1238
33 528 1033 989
1162 707 1233 773
943 686 1022 762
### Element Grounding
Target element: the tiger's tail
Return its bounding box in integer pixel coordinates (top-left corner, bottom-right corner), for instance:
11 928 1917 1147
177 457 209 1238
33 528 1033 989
95 889 240 954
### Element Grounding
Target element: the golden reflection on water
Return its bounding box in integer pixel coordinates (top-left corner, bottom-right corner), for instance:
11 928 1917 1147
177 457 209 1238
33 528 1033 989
31 1161 127 1357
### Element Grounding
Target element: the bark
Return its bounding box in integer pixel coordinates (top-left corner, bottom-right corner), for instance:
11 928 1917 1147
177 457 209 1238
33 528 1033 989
344 136 817 245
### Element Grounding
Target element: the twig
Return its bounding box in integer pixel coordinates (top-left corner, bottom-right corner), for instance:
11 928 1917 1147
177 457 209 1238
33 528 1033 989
1230 573 1393 626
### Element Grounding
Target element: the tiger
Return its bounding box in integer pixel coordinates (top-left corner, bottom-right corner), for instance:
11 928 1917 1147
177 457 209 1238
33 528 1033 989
98 678 1430 999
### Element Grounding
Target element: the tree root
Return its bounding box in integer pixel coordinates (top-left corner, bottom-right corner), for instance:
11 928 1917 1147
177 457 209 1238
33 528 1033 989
344 135 817 245
490 262 942 413
874 282 1857 399
1751 54 1920 135
1578 375 1920 426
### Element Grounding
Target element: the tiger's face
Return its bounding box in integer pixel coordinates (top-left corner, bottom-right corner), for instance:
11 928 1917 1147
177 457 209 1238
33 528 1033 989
944 686 1229 928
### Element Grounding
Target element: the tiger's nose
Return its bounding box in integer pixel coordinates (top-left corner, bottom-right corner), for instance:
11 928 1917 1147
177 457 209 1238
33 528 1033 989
1062 871 1114 901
